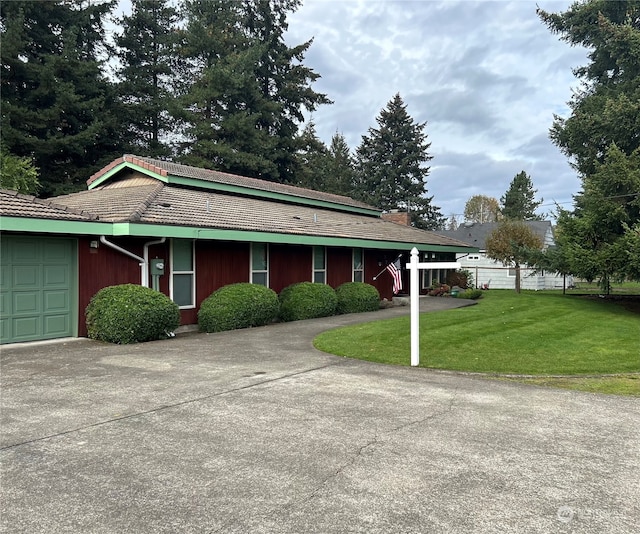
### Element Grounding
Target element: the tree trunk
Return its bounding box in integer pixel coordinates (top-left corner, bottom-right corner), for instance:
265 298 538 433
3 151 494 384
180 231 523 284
515 262 521 293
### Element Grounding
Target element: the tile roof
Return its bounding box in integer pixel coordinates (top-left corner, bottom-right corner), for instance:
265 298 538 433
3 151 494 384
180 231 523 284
88 154 377 212
0 189 98 221
50 181 472 248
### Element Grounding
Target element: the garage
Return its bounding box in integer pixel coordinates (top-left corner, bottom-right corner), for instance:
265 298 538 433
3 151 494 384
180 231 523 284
1 236 77 344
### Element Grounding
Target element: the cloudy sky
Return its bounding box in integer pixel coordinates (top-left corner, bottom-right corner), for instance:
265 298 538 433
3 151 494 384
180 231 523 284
282 0 590 221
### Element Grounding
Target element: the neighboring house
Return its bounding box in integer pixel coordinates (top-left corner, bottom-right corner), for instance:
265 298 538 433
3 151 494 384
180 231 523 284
1 155 476 344
437 221 571 291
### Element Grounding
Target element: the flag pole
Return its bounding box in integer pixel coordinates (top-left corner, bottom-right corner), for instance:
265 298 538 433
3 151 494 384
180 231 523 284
372 254 403 281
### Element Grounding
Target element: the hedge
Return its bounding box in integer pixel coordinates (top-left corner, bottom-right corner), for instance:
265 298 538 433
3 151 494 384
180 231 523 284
335 282 380 314
278 282 337 322
198 283 279 333
85 284 180 344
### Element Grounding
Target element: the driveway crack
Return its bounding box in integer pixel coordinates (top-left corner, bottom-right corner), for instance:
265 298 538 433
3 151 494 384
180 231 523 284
0 363 340 451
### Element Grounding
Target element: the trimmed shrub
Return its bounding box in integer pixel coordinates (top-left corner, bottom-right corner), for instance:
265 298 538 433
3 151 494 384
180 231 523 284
455 288 483 300
198 283 279 333
86 284 180 344
278 282 338 322
335 282 380 314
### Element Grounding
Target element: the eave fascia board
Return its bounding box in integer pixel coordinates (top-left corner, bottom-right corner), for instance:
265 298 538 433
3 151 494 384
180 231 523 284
113 222 478 253
0 216 114 235
1 217 479 254
165 175 381 216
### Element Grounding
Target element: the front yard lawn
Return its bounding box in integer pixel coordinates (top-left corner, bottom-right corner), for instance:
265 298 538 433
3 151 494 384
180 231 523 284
314 291 640 395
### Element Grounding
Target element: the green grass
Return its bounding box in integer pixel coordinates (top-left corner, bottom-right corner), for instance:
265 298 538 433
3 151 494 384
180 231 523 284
314 291 640 383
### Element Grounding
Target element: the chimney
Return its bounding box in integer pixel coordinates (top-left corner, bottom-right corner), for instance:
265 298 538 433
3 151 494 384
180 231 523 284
382 210 410 226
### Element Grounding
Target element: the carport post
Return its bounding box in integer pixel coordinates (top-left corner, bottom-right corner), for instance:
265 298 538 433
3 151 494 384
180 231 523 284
406 248 460 367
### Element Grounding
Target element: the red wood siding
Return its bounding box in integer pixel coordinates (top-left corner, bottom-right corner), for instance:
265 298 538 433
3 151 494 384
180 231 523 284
77 237 144 336
327 247 352 288
189 241 250 324
269 244 311 294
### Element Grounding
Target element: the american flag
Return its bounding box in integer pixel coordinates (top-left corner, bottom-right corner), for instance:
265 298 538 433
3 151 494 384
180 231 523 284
386 258 403 294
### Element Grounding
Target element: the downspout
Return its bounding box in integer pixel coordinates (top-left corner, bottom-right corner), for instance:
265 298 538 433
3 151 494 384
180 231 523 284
100 236 145 286
143 237 166 288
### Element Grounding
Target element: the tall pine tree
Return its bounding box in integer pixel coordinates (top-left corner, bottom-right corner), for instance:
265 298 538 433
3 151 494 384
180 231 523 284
176 0 330 182
538 0 640 284
354 93 443 229
500 171 543 220
114 0 179 158
324 132 356 197
1 0 120 196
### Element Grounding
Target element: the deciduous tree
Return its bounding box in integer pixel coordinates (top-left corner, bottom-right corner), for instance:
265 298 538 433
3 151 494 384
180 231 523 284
464 195 500 223
0 146 40 194
485 220 543 293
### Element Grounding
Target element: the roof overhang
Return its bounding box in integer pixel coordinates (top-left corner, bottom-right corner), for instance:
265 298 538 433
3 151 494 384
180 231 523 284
2 217 478 254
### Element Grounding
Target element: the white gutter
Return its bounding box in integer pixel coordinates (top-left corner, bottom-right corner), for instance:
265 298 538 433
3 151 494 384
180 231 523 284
143 237 166 287
100 236 146 286
99 236 167 288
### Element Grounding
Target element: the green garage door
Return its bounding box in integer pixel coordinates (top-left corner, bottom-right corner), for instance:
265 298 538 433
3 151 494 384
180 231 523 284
0 236 77 344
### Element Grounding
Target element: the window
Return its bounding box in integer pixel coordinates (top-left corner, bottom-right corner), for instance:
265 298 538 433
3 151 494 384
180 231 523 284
508 268 516 277
313 246 326 283
171 239 195 308
251 243 268 286
353 248 364 282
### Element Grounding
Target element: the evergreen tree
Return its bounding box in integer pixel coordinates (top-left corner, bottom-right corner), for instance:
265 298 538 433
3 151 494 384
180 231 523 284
1 0 120 196
295 121 329 191
500 171 543 220
538 0 640 284
354 94 443 229
324 132 356 197
114 0 179 158
176 0 330 182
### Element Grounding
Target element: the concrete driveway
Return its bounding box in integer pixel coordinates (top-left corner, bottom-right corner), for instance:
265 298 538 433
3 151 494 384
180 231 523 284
1 301 639 533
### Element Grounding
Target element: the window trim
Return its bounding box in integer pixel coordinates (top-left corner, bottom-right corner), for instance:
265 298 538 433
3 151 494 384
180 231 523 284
170 239 195 309
352 248 364 282
313 246 326 284
250 243 269 286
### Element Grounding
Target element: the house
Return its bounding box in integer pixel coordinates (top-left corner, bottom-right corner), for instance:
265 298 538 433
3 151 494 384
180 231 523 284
1 155 476 344
437 221 571 290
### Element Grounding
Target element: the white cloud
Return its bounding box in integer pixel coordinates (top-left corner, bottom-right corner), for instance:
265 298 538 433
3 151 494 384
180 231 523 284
286 0 589 219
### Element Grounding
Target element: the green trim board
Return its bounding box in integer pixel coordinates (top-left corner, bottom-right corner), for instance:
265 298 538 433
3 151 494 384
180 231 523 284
113 223 477 253
1 216 114 235
2 216 477 253
88 162 381 216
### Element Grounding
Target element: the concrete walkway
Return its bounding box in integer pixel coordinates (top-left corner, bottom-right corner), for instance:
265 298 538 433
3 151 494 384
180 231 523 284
1 299 638 533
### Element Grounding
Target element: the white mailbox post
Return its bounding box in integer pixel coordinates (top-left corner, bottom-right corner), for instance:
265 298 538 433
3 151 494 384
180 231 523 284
406 247 460 367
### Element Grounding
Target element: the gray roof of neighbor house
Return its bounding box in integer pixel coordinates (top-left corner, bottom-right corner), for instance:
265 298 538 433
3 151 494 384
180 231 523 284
2 155 476 251
436 221 552 250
